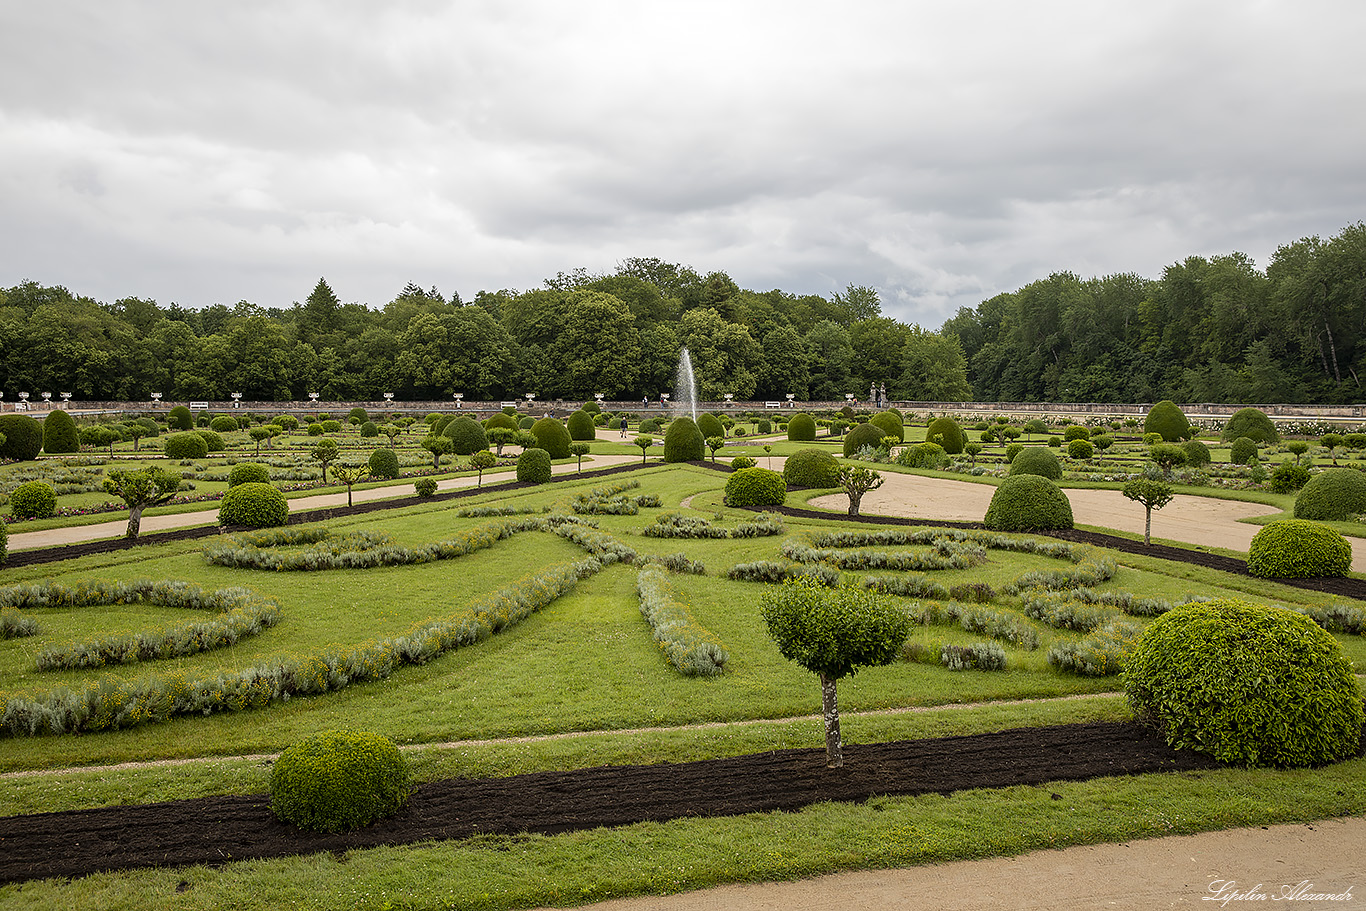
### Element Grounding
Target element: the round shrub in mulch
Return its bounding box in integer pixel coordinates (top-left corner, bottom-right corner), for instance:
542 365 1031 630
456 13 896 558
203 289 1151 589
663 417 705 462
218 483 289 528
842 421 889 457
1247 519 1351 578
532 416 571 459
1124 598 1363 767
1007 446 1062 480
724 467 786 507
783 448 841 489
368 448 401 479
786 412 817 442
1220 407 1279 443
9 480 57 519
164 431 209 460
983 474 1073 531
228 462 271 487
516 448 552 484
1295 468 1366 521
0 415 44 461
1229 436 1258 465
925 417 965 454
270 730 412 833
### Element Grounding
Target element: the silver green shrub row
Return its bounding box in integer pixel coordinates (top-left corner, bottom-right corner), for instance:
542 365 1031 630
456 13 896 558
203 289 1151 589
1046 621 1144 676
807 527 1081 560
635 566 729 676
902 641 1008 671
727 561 840 586
782 536 988 572
897 599 1041 650
0 608 38 639
641 512 785 539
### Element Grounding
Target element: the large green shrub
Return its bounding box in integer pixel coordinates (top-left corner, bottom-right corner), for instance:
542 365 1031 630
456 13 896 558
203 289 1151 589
164 431 209 460
227 462 271 487
1143 400 1190 442
925 416 964 454
444 416 488 456
1295 468 1366 520
663 416 705 462
42 410 79 455
869 411 904 443
783 448 841 488
1220 408 1279 443
1007 446 1062 480
842 421 889 457
368 447 400 479
983 474 1073 531
348 407 369 425
218 483 289 528
167 405 193 430
10 480 57 519
196 429 225 452
786 412 817 442
1181 439 1211 467
273 414 299 431
210 415 239 432
1229 436 1259 465
531 416 571 459
697 413 725 440
516 447 552 483
896 442 948 470
320 420 342 434
1067 438 1094 460
1062 424 1090 442
1269 459 1310 493
0 415 44 461
270 730 411 832
517 416 536 430
724 467 787 507
359 420 379 438
484 411 519 432
566 410 596 442
1248 519 1351 578
1124 599 1363 767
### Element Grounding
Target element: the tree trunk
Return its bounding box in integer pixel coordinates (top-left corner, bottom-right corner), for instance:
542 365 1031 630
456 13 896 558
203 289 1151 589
1144 507 1152 546
820 674 843 768
1325 318 1342 384
126 506 144 541
848 493 861 516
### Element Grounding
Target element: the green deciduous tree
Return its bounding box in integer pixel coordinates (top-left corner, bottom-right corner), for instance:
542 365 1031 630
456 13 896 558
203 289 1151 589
103 467 181 540
837 465 884 516
1122 478 1174 545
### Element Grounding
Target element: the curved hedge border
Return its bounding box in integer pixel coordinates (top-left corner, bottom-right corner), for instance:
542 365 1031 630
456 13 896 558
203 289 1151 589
635 566 729 676
642 512 785 539
781 537 988 572
0 580 281 671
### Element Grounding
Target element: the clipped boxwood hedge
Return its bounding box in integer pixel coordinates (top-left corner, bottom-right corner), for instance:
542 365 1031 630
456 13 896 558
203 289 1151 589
925 416 964 454
164 431 209 460
0 415 44 461
531 416 571 459
663 416 705 462
1247 519 1351 578
842 421 889 457
227 462 271 487
724 467 786 507
10 480 57 519
270 730 411 832
218 482 289 528
1124 598 1363 767
1220 407 1279 443
869 410 904 443
783 448 841 488
566 410 596 442
1007 446 1062 480
983 474 1073 531
1295 468 1366 521
786 412 817 442
516 447 552 483
368 447 400 479
42 409 79 455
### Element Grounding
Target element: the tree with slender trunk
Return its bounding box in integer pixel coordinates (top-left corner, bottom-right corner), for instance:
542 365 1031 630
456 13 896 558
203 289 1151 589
1122 478 1173 546
249 426 272 457
837 465 884 516
311 438 340 484
330 462 368 507
705 435 725 463
469 449 497 487
421 434 453 470
760 579 909 768
633 435 653 463
381 424 403 449
103 468 182 540
570 441 590 471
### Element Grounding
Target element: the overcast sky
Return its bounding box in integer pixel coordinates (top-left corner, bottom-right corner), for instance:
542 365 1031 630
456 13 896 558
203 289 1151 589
3 1 1363 329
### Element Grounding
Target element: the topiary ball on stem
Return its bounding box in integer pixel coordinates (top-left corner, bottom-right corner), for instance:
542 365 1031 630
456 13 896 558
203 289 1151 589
1247 519 1351 578
983 474 1073 531
1123 599 1363 767
270 730 412 832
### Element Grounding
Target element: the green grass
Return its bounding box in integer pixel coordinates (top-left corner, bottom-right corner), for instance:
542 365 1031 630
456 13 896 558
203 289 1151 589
2 459 1365 909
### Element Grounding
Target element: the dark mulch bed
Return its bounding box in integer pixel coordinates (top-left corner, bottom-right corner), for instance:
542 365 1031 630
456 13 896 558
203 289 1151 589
0 721 1226 885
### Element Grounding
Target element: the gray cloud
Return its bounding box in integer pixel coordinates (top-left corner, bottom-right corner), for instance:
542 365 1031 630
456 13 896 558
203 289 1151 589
2 0 1363 326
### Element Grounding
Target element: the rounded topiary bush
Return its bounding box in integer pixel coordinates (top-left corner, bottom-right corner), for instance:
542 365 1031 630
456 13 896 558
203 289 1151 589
1229 436 1259 465
320 420 342 434
531 416 571 459
730 455 757 471
273 414 300 431
566 410 596 442
164 431 209 460
697 413 725 441
1269 459 1310 494
663 416 705 463
1143 400 1190 442
359 420 379 438
897 441 948 470
42 409 79 455
0 415 44 461
1124 599 1363 767
925 416 964 454
414 477 438 497
196 429 225 452
786 412 817 442
783 448 841 488
1063 424 1090 442
869 411 904 443
1248 519 1351 578
1007 446 1062 480
167 405 193 430
485 412 519 432
348 407 369 425
756 418 771 434
307 423 326 437
444 416 488 456
1295 468 1366 520
516 447 552 483
1220 407 1279 443
724 467 786 507
983 474 1073 531
1181 439 1211 467
270 730 411 833
210 415 239 433
218 482 289 528
1067 438 1094 460
842 421 890 457
638 418 661 434
9 480 57 519
368 448 400 479
581 400 601 414
228 462 271 487
517 416 535 430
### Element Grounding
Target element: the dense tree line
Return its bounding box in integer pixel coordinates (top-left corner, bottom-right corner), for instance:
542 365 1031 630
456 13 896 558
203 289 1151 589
944 222 1366 404
0 258 968 403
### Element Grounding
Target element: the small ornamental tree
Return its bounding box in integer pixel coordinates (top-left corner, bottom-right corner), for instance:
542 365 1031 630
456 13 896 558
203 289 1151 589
101 467 182 539
249 425 273 456
570 441 590 471
1147 443 1187 479
311 438 340 484
1321 433 1344 465
1023 418 1047 440
1287 440 1310 465
705 435 726 462
838 465 883 516
760 579 910 768
486 427 516 456
469 449 497 487
330 462 368 507
633 435 654 463
1122 478 1173 546
421 434 453 470
381 424 403 449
